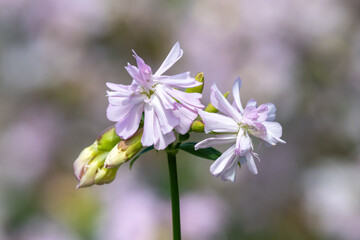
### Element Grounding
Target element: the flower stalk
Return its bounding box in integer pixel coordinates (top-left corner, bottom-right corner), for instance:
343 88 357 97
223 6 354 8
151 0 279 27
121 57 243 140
167 151 181 240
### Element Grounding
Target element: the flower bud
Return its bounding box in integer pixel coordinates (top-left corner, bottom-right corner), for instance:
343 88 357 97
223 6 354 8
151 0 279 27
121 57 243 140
96 126 121 151
185 72 204 94
74 144 98 181
94 166 118 185
76 151 109 188
104 128 143 168
204 91 229 113
190 120 205 132
74 126 122 188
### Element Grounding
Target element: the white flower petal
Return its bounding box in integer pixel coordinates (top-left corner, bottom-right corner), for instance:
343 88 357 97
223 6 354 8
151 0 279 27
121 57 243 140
106 103 133 122
125 63 142 82
220 159 239 182
108 94 145 106
210 144 237 176
173 105 198 134
266 104 276 121
152 95 179 134
106 82 133 93
154 72 202 89
246 153 258 175
262 121 286 144
246 99 257 108
232 77 244 113
210 84 242 123
198 110 239 134
235 128 252 155
153 115 176 150
195 134 237 150
155 85 178 110
142 103 155 147
154 42 183 77
164 87 203 110
115 103 144 139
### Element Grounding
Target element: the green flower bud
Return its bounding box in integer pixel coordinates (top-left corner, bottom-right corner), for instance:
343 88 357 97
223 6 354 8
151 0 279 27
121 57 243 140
190 120 205 132
204 91 229 113
104 128 143 168
74 126 122 188
96 126 121 151
185 72 204 94
76 151 109 188
74 143 98 182
94 166 118 185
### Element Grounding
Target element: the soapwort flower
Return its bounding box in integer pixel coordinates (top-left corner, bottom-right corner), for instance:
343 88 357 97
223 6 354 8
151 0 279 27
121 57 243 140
107 42 204 150
195 77 285 181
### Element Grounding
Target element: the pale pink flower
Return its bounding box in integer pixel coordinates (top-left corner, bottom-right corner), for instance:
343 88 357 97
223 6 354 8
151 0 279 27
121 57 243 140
107 42 204 150
195 77 285 181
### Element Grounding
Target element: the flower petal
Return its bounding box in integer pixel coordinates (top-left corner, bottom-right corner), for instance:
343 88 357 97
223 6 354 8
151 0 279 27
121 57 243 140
155 85 178 110
210 84 242 123
195 134 237 150
210 144 237 177
173 105 198 134
142 103 155 147
132 50 152 77
115 103 144 139
154 72 202 89
153 115 176 150
220 158 239 182
246 152 258 174
108 94 145 106
106 103 133 122
198 110 239 134
232 77 244 113
263 121 286 144
257 103 276 122
154 42 183 77
106 82 134 94
246 99 257 108
152 95 179 134
164 87 203 110
235 128 252 155
125 63 142 82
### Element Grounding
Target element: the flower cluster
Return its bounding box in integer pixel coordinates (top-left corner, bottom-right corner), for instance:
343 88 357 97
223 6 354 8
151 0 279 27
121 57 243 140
74 42 285 187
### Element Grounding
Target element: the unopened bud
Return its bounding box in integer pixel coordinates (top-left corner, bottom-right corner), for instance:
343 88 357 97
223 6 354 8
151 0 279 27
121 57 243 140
185 72 204 94
94 166 118 185
74 126 122 188
104 128 143 168
190 120 205 132
96 126 121 151
76 151 108 188
204 91 229 113
74 144 98 181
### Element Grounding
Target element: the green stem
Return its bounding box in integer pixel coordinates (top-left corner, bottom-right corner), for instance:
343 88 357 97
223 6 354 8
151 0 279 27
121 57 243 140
167 152 181 240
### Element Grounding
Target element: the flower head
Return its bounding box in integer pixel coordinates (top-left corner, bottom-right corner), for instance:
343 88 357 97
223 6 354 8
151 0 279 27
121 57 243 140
195 77 285 181
107 42 204 150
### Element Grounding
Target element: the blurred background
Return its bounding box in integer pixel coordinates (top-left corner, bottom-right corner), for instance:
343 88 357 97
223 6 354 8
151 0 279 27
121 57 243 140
0 0 360 239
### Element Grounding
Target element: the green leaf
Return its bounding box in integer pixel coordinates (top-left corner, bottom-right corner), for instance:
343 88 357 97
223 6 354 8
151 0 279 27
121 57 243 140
179 133 190 142
129 146 154 169
179 142 222 160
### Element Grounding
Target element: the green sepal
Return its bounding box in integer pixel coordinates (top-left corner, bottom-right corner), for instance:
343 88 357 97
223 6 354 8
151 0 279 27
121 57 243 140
185 72 204 93
179 142 222 160
96 126 121 151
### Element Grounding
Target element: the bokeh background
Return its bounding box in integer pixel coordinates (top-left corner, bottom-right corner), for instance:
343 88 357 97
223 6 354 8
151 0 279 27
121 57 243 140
1 0 360 239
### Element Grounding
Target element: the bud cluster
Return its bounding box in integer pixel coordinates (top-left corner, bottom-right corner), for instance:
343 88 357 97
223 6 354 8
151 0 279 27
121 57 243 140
74 127 143 188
